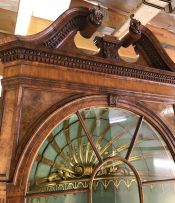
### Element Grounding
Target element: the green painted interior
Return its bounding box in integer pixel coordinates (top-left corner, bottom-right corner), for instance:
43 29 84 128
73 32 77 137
27 107 175 202
26 183 175 203
27 192 88 203
92 182 175 203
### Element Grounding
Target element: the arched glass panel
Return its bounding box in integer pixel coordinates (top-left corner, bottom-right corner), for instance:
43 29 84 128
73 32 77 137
92 161 140 203
130 120 175 181
27 107 175 203
28 113 99 194
143 182 175 203
79 107 140 159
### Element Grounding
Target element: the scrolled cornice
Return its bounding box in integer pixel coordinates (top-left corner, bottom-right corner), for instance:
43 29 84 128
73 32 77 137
0 7 94 49
135 26 175 72
0 7 175 78
1 47 175 85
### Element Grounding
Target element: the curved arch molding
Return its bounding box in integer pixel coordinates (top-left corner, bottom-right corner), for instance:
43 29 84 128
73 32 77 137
8 95 175 201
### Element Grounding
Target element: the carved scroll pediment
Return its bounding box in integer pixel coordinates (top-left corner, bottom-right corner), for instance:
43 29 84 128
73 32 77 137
0 7 103 50
121 15 175 71
94 15 175 72
135 26 175 71
0 7 175 74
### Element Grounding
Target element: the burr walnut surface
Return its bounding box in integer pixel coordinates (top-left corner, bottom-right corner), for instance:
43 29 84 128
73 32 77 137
0 6 174 203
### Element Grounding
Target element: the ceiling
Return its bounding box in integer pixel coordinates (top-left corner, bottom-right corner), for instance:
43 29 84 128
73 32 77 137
150 11 175 33
0 0 19 12
0 0 174 34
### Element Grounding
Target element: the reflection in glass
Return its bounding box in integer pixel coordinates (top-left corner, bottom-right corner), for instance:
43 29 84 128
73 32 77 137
27 192 88 203
28 113 98 193
92 161 140 203
27 107 175 203
130 120 175 181
144 182 175 203
80 107 139 159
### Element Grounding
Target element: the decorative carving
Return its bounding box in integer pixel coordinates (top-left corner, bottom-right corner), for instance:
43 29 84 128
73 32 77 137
29 164 134 194
0 7 104 50
0 7 174 73
28 177 136 194
1 47 175 85
135 26 175 71
108 95 118 107
80 6 104 39
89 6 104 25
24 6 103 48
121 14 142 48
0 6 175 203
74 164 93 177
94 36 121 59
136 35 170 70
129 14 142 35
43 16 86 48
35 155 133 185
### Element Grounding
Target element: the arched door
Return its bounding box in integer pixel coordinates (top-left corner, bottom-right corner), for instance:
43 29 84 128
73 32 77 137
26 107 175 203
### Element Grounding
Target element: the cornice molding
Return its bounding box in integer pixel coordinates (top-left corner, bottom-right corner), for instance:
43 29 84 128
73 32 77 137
0 7 175 82
135 26 175 72
1 47 175 85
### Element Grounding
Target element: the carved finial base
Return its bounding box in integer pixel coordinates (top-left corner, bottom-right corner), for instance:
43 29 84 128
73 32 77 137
108 95 118 107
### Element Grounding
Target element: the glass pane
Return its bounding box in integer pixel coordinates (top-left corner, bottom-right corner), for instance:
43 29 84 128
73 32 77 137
80 107 139 159
28 106 175 202
27 192 88 203
130 120 175 181
92 160 140 203
28 113 98 193
143 182 175 203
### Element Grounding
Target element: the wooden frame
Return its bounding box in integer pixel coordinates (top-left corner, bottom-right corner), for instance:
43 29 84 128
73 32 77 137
0 6 174 202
